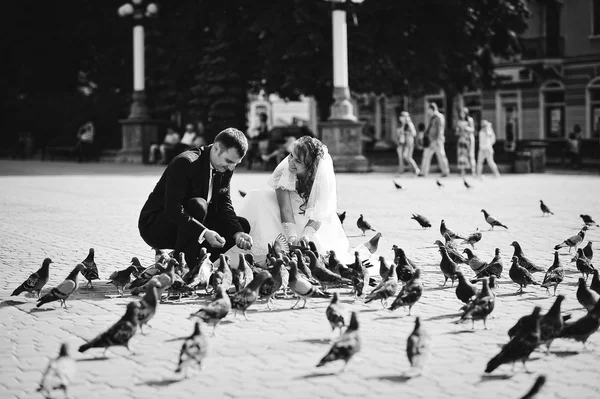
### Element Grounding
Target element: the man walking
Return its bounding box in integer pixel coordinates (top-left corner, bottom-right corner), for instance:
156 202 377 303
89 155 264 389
138 128 253 267
419 102 450 177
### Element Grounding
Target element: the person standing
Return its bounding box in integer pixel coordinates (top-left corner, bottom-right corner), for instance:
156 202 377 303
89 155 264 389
148 127 180 165
138 128 253 267
395 111 420 175
476 120 500 178
455 107 476 177
419 102 450 177
74 121 95 163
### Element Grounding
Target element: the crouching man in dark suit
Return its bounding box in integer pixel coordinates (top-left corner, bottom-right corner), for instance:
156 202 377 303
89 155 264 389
138 127 253 267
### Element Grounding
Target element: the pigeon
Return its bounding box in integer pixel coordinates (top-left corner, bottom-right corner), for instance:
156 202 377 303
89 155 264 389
337 211 346 225
462 248 487 273
485 306 541 373
436 179 444 187
316 311 361 373
406 316 431 376
108 265 138 296
37 343 76 399
541 251 564 296
153 248 166 263
576 277 599 311
463 178 472 189
230 270 271 320
153 258 178 298
509 256 540 294
393 181 403 189
471 248 503 281
539 200 553 216
481 209 507 230
411 213 431 229
575 248 595 281
461 229 482 248
347 251 369 298
558 298 600 349
434 240 468 265
12 257 52 298
378 256 391 280
306 250 351 291
183 249 213 291
357 214 375 236
438 246 459 287
488 275 498 296
134 279 161 334
129 259 166 295
326 292 346 337
235 253 254 290
239 189 247 198
539 295 568 351
36 264 85 309
554 226 588 253
392 245 418 278
289 261 330 309
580 214 599 227
175 321 208 378
189 285 231 336
268 233 290 257
260 259 285 310
80 248 99 288
520 375 546 399
294 249 320 286
458 278 495 329
590 269 600 296
130 257 145 275
79 301 139 355
365 262 398 308
389 268 424 315
209 254 233 294
440 220 466 241
510 241 545 273
362 232 382 255
455 271 478 304
571 241 593 262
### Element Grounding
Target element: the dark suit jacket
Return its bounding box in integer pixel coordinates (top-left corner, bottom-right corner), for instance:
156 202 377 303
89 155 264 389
139 145 243 238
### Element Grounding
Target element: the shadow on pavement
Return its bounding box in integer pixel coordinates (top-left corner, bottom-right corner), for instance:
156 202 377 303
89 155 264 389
446 329 476 335
294 338 331 345
371 375 412 383
297 371 337 379
374 315 405 321
139 378 181 387
478 374 513 383
424 312 462 321
497 292 523 298
550 350 580 357
77 356 110 362
0 300 27 308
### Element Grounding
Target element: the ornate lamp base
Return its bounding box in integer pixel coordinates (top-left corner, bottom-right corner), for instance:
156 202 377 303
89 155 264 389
319 119 371 173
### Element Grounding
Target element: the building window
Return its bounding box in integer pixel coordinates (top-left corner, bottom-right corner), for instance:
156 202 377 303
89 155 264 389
540 81 565 139
593 0 600 36
588 78 600 138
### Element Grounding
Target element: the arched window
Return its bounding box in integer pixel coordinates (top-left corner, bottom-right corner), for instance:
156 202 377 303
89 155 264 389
587 78 600 139
539 80 565 139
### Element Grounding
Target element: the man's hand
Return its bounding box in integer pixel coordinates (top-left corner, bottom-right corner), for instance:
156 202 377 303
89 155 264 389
203 230 226 248
234 232 253 250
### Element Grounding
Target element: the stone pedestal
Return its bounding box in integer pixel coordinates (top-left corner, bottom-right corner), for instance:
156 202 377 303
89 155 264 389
116 90 162 164
320 119 371 172
116 117 161 164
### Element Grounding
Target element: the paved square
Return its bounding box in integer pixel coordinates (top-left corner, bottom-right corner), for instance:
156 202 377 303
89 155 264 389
0 160 599 399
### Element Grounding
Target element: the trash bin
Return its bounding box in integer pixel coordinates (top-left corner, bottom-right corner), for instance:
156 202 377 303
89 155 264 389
514 151 531 173
527 146 547 173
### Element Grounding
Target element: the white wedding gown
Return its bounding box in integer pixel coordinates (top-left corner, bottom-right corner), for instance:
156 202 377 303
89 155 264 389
224 151 359 268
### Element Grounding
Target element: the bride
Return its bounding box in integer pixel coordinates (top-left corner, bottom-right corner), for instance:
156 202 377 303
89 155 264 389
225 136 352 267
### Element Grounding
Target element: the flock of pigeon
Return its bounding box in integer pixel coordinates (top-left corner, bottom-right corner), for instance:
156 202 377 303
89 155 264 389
8 200 600 398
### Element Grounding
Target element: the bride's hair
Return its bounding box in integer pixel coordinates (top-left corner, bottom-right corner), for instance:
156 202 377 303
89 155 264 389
292 136 325 215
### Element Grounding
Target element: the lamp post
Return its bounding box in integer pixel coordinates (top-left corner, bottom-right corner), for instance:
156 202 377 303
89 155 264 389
116 0 161 163
320 0 371 172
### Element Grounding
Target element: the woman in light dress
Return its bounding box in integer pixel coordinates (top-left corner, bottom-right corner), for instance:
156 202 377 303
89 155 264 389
476 120 500 178
225 136 354 267
395 112 420 175
455 107 476 177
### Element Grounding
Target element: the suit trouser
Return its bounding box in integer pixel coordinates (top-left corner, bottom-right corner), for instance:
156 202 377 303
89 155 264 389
138 198 250 266
420 140 450 176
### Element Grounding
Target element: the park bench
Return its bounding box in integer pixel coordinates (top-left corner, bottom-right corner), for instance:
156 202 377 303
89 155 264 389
42 136 100 162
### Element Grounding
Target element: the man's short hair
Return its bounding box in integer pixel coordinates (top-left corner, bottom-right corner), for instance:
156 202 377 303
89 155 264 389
428 102 438 112
214 128 248 157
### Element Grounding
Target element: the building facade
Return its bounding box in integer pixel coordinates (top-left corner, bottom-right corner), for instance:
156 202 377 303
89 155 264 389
357 0 600 156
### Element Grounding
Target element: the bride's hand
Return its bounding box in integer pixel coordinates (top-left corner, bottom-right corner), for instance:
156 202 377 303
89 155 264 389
287 235 298 246
234 232 253 250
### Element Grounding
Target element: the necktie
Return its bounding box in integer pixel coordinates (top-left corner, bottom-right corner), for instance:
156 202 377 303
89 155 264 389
207 169 217 204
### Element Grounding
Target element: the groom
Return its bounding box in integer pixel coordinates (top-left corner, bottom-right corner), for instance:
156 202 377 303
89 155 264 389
138 127 253 267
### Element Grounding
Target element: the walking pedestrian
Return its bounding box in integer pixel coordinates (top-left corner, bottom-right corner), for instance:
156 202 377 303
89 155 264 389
476 120 500 178
456 107 476 177
419 102 450 177
395 111 420 175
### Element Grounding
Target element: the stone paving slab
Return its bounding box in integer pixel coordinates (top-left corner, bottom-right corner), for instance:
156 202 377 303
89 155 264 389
0 160 600 398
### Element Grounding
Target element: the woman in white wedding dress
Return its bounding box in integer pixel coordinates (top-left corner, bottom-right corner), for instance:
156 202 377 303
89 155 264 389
225 136 352 266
